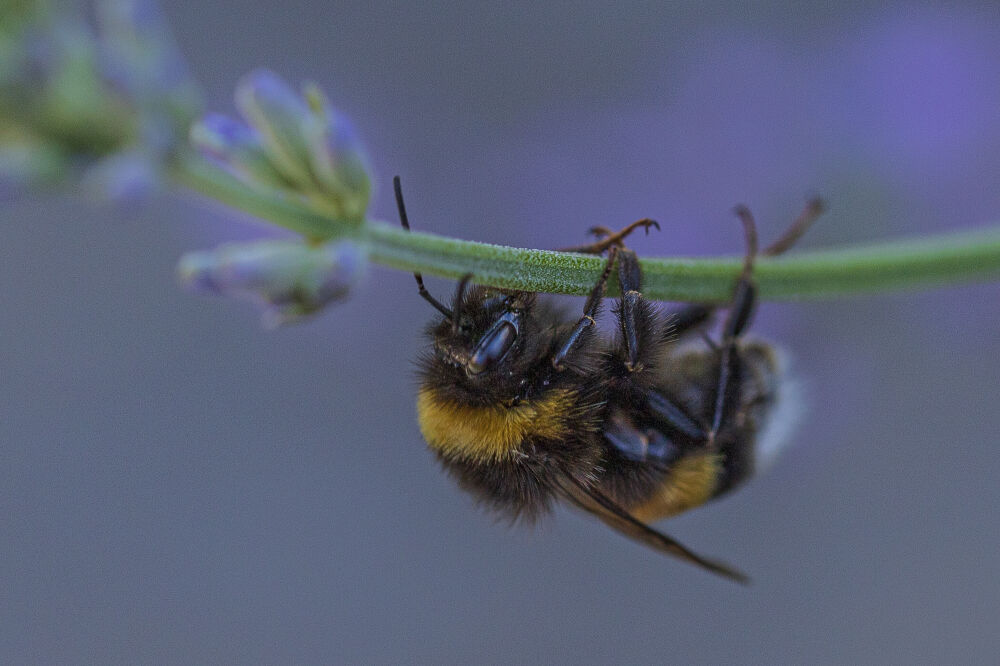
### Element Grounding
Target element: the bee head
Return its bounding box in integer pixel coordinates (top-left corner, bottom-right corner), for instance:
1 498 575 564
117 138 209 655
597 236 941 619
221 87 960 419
428 278 536 379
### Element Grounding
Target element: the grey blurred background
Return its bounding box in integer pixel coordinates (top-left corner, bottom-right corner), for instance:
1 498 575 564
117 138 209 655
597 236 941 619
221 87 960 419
4 1 1000 662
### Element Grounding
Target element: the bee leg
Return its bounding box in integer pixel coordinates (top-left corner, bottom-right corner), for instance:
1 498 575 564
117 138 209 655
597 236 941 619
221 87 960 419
552 231 657 372
555 219 663 371
551 247 619 371
614 247 646 372
646 389 709 441
670 304 714 335
708 205 760 440
760 197 825 257
663 197 824 343
557 218 660 255
603 410 681 466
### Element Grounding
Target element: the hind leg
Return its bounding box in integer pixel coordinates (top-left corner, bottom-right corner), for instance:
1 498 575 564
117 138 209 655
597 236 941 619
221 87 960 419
708 205 762 440
664 198 824 342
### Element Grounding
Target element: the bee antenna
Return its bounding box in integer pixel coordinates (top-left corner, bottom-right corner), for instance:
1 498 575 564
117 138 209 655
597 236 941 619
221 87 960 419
451 273 474 333
393 175 454 320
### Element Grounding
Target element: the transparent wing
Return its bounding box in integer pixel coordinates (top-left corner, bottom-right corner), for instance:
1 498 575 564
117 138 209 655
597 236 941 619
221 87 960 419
556 475 749 585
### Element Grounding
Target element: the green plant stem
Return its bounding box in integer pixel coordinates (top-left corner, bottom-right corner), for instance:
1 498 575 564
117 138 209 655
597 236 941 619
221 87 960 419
173 152 1000 302
362 223 1000 302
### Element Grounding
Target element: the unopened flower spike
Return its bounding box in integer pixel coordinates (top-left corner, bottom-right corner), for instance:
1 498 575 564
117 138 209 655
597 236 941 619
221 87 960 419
197 69 372 223
96 0 200 115
177 239 368 327
0 0 201 200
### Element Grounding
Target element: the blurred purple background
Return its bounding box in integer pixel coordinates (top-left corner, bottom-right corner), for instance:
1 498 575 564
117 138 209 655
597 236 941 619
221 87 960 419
3 1 1000 662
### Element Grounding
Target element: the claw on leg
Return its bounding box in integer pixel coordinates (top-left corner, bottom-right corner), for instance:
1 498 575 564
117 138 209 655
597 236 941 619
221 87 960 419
560 218 660 255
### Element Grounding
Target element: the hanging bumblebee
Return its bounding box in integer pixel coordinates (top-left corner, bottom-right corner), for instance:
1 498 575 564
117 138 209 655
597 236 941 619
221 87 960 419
395 176 823 583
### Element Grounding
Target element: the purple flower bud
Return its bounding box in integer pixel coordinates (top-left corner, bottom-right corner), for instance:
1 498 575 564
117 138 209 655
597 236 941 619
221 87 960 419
301 83 371 221
231 70 373 222
81 148 160 202
96 0 200 109
235 69 315 190
1 1 200 199
177 239 367 326
190 113 289 190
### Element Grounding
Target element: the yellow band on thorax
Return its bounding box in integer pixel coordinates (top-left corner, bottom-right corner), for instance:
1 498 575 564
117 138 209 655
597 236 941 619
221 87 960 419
417 387 579 462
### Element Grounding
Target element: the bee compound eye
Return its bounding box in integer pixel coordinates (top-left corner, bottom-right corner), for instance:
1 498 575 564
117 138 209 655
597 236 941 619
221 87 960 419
467 321 518 375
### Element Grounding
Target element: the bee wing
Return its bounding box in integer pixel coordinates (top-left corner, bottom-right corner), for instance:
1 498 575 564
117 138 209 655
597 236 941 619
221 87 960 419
556 475 749 584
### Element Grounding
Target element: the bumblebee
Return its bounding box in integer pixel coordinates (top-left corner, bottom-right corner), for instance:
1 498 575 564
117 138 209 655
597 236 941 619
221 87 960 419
395 176 822 583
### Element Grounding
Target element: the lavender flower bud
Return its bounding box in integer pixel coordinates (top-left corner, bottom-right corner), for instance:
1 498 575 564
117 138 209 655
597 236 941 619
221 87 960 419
0 0 201 200
229 69 372 222
96 0 201 131
235 69 316 191
190 113 289 190
81 148 160 202
301 83 371 221
177 239 367 326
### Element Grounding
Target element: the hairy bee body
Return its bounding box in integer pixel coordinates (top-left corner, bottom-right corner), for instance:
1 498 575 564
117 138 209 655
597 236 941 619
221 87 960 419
395 176 818 582
416 290 784 526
